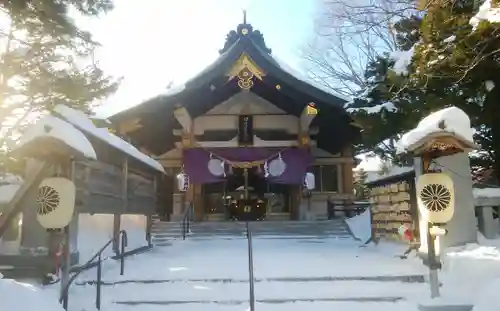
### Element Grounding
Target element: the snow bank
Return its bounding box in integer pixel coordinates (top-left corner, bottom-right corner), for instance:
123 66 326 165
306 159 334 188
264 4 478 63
438 235 500 308
16 115 97 160
398 106 475 153
54 105 164 173
470 0 500 30
0 278 63 311
345 208 372 243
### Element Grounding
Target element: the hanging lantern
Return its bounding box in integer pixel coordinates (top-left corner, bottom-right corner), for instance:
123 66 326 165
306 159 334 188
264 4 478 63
268 153 286 177
176 172 189 192
304 172 315 190
207 155 225 177
264 161 269 178
36 177 76 229
416 172 455 224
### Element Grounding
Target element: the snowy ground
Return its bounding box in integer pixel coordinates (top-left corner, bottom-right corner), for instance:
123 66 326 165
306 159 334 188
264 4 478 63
41 236 430 311
5 233 500 310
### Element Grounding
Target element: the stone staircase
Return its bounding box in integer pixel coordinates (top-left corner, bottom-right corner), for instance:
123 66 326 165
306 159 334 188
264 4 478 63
151 217 353 246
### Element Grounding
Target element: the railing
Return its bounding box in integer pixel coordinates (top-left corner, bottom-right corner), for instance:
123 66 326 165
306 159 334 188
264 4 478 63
60 230 128 310
181 203 194 240
327 200 370 219
245 221 256 311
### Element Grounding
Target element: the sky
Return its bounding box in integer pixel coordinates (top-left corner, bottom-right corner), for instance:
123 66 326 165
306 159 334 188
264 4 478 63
78 0 320 117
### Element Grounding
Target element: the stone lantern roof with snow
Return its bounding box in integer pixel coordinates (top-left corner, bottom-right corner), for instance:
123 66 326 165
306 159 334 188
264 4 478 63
397 106 478 158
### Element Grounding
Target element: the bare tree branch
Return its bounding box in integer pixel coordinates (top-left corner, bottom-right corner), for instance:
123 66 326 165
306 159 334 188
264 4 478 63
302 0 417 97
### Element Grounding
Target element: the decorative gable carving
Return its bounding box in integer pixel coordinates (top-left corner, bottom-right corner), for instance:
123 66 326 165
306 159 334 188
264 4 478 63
205 92 286 115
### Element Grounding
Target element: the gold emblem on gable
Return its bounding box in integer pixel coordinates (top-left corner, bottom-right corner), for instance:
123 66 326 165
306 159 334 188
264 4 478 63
226 53 265 91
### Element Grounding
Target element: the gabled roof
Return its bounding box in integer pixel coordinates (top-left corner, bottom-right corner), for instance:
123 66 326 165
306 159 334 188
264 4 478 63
109 21 360 155
111 21 348 120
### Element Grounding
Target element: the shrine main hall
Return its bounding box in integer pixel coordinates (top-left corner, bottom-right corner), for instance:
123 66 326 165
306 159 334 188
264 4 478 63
110 18 361 222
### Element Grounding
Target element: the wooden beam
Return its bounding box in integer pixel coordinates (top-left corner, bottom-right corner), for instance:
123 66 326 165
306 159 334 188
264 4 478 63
0 161 51 238
117 118 142 134
174 107 192 132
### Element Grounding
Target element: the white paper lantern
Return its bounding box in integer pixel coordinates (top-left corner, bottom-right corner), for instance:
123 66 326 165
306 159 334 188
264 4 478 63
268 154 286 177
208 158 225 176
304 172 315 190
416 172 455 224
176 173 189 192
36 177 76 229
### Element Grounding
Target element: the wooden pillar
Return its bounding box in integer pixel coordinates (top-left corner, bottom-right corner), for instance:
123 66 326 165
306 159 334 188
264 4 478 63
193 184 204 221
114 157 127 253
341 147 354 197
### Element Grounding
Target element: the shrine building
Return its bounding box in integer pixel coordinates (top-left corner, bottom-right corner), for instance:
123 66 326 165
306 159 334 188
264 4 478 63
110 17 361 222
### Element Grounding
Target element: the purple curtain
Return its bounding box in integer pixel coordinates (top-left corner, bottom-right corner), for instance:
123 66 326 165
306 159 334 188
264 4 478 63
183 147 312 185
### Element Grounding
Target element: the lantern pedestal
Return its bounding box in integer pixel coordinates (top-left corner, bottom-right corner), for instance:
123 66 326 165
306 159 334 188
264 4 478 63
414 153 477 255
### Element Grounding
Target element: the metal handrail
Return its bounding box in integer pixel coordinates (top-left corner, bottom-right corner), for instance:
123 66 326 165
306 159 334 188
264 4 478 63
60 230 128 310
245 221 256 311
181 203 193 240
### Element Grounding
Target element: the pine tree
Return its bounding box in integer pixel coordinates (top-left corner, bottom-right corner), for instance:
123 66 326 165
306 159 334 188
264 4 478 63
354 168 369 199
411 0 500 178
348 15 424 162
0 1 119 149
2 1 113 43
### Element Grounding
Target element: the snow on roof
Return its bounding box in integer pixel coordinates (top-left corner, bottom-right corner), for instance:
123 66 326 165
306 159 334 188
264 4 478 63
397 106 475 154
0 184 21 205
0 174 23 206
0 278 64 311
54 105 165 173
390 45 415 75
163 83 186 96
16 115 97 160
365 166 414 184
470 0 500 30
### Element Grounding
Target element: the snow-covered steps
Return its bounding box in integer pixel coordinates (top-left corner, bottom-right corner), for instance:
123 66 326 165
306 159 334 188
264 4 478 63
188 220 352 240
108 301 422 311
151 217 184 246
151 219 353 245
57 237 428 311
77 274 425 285
79 278 427 310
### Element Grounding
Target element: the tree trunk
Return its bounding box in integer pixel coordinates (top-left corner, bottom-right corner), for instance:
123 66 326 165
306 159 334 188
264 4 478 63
484 85 500 184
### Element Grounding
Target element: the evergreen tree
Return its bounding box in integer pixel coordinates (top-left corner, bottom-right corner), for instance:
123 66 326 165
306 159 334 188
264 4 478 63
2 0 113 43
411 0 500 177
0 0 119 149
348 15 424 162
354 168 369 199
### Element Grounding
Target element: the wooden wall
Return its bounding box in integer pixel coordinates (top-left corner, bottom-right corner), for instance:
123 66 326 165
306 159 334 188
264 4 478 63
73 160 157 215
